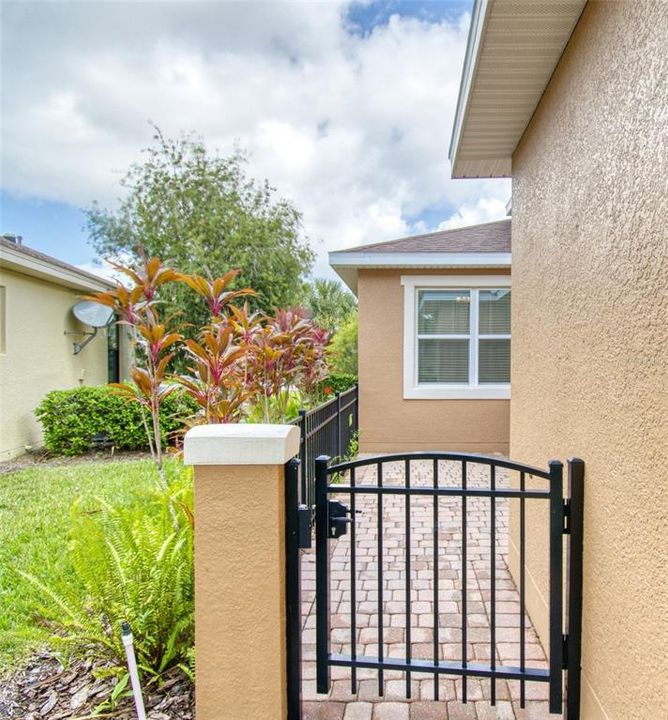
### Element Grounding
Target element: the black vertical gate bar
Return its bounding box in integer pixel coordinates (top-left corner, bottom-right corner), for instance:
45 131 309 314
350 465 357 695
285 458 302 720
490 464 496 705
566 459 585 720
377 461 385 696
404 459 412 698
548 460 564 714
432 458 440 701
520 471 526 708
461 460 468 703
315 456 331 694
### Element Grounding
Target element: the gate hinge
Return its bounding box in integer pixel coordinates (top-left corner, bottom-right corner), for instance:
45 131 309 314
562 634 569 669
563 499 571 534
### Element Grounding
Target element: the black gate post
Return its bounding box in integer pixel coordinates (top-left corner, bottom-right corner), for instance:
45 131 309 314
285 458 302 720
315 455 331 694
548 460 564 714
298 410 307 504
565 458 585 719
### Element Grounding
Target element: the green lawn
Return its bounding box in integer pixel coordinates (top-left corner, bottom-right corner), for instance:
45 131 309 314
0 458 160 671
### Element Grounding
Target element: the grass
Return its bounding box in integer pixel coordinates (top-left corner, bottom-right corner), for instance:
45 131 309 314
0 458 164 672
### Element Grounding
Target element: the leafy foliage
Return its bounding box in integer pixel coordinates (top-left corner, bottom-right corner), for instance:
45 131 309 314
35 386 196 456
241 307 330 422
16 462 194 687
306 278 356 331
87 254 330 429
87 128 314 327
314 372 358 398
327 313 358 376
0 460 160 668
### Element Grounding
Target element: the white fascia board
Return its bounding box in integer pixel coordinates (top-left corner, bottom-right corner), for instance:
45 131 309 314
329 251 510 269
0 245 113 293
448 0 490 171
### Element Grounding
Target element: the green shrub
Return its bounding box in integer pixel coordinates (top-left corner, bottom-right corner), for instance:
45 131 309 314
315 372 357 396
17 462 194 688
36 385 197 456
327 313 358 376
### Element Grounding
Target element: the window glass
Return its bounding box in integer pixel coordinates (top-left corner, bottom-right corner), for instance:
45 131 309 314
418 339 469 383
418 290 470 335
479 289 511 335
478 339 510 383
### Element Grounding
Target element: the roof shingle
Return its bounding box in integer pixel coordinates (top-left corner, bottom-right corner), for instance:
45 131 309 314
340 218 510 254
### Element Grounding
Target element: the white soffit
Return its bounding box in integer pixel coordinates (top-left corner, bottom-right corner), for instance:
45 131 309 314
449 0 587 179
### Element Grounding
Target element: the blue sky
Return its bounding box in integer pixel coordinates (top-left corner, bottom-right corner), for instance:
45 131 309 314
1 0 508 278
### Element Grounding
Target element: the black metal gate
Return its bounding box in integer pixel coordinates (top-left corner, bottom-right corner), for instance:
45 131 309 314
287 452 584 719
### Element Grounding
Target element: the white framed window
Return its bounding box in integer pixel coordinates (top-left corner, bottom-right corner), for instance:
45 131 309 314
402 275 511 399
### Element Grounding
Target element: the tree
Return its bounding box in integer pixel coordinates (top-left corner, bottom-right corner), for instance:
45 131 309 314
306 278 356 331
327 313 358 377
87 128 314 329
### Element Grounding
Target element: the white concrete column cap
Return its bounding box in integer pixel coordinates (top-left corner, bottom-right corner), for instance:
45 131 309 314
183 423 300 466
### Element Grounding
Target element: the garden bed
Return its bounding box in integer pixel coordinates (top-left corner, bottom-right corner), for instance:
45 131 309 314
0 459 194 718
0 652 193 719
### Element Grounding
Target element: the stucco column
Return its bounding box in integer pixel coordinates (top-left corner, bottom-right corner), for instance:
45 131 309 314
184 423 300 720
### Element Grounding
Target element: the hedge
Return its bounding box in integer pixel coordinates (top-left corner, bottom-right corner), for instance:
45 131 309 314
35 385 197 456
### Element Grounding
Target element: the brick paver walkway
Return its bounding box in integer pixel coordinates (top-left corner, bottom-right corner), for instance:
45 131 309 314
300 459 552 720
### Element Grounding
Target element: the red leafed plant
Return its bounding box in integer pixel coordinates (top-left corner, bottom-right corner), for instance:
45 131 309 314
86 255 182 480
89 253 330 462
242 307 330 422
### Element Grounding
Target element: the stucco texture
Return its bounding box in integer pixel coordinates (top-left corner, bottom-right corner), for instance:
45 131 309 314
194 464 287 720
0 268 113 460
358 268 510 454
510 2 668 718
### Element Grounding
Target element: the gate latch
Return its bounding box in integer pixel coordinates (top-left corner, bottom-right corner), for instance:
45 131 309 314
328 500 352 539
297 504 312 549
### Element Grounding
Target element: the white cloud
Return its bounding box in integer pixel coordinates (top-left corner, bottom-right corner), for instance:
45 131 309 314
437 196 510 231
2 1 510 279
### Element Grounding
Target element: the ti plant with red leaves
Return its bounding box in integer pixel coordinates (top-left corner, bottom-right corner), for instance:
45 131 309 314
174 270 254 425
87 255 182 481
90 254 330 454
242 307 330 422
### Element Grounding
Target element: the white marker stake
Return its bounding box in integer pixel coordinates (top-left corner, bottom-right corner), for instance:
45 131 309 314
121 621 147 720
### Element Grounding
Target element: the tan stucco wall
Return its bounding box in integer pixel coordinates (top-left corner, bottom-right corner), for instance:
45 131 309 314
0 268 113 460
194 463 287 720
358 268 510 453
510 2 668 718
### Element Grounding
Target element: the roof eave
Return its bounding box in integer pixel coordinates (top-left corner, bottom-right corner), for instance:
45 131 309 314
448 0 493 178
329 251 511 295
448 0 587 180
0 244 114 293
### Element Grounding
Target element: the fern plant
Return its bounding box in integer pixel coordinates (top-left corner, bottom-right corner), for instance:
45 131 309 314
18 462 194 687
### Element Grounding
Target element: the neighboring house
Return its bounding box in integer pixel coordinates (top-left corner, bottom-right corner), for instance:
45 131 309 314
330 218 511 454
449 2 667 719
0 236 127 461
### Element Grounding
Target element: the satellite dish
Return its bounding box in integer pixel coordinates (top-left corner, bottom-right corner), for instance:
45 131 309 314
68 301 114 355
72 300 114 328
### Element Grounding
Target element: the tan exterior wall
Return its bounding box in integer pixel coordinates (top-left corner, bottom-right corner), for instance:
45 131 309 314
358 268 510 454
510 2 668 718
0 268 113 460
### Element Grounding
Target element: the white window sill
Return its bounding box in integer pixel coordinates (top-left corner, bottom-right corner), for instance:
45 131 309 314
404 385 511 400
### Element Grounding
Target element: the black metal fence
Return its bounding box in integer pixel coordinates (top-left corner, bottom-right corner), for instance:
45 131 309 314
290 384 358 511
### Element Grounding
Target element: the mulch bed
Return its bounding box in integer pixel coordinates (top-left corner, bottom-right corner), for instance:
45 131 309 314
0 653 193 719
